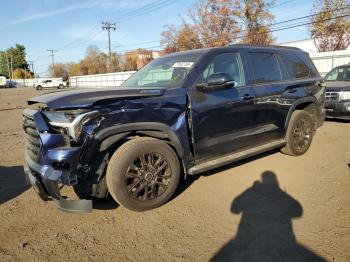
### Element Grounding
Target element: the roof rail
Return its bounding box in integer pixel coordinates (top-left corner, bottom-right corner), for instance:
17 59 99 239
229 44 302 51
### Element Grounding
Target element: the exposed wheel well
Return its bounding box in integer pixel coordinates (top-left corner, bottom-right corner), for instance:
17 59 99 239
99 131 186 178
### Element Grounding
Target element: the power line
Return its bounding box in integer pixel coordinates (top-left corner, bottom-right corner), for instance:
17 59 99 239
115 12 350 54
116 0 173 23
29 0 174 64
271 0 296 9
112 5 350 54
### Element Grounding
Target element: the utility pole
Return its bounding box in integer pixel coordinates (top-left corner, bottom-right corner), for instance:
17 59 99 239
102 21 116 66
5 53 11 80
28 61 35 78
47 49 58 77
10 55 13 80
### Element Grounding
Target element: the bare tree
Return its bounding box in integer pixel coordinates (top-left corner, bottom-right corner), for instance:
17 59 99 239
234 0 275 45
160 0 277 53
161 24 203 54
80 46 108 75
188 0 241 47
122 56 138 71
48 63 67 78
310 0 350 52
161 24 180 53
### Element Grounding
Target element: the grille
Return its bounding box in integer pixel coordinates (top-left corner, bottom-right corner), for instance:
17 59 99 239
23 113 41 161
325 92 339 101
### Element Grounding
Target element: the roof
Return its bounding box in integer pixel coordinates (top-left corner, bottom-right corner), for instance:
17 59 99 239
229 44 303 51
163 44 304 58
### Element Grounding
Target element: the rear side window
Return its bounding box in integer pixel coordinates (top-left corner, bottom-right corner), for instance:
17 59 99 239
298 53 319 78
250 52 281 84
279 52 310 79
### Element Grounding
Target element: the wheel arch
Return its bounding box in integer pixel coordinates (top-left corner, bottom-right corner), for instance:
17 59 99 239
285 97 317 130
95 122 185 159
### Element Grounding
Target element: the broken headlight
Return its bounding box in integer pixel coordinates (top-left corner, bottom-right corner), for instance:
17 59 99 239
42 110 99 141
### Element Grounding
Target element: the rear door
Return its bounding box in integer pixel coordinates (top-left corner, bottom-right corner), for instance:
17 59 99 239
247 51 289 143
189 51 257 162
248 50 318 144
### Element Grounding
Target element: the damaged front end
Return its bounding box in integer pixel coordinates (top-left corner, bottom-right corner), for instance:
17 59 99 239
23 107 104 213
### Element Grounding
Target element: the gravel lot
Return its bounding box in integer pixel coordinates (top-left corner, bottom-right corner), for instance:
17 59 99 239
0 87 349 262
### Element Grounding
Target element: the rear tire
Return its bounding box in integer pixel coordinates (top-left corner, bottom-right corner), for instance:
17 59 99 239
36 85 42 90
106 137 180 211
281 110 314 156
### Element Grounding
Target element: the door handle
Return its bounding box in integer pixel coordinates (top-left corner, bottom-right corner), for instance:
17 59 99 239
241 93 254 100
287 88 297 93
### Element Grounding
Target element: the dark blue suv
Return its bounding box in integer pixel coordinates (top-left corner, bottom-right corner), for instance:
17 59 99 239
23 45 325 212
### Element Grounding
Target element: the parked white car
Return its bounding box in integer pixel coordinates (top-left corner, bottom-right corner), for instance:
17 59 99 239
0 76 6 87
33 79 67 90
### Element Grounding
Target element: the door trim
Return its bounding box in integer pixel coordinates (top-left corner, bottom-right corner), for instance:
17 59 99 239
187 139 286 175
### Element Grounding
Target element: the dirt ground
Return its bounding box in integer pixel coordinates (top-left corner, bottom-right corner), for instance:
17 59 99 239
0 87 349 262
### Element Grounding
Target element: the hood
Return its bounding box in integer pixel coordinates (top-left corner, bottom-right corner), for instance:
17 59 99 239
325 81 350 92
28 88 165 109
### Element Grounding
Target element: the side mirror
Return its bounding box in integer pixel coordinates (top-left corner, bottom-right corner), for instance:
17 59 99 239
196 73 235 92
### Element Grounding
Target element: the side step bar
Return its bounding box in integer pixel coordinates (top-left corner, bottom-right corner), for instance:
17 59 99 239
188 139 286 175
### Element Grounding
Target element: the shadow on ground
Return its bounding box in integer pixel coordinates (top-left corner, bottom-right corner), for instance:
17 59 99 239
0 165 29 205
92 196 119 210
325 118 349 123
210 171 326 262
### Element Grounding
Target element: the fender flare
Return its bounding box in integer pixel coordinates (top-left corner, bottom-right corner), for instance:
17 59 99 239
95 122 185 157
285 96 317 130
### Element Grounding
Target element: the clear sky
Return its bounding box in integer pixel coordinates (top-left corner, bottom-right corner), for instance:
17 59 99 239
0 0 314 76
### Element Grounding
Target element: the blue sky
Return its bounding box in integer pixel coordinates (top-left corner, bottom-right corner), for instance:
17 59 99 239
0 0 314 76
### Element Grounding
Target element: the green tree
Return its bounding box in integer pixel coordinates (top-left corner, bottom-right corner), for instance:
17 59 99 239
0 51 10 77
0 44 31 78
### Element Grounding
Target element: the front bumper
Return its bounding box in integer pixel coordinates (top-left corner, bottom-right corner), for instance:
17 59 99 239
24 154 92 213
23 108 93 213
325 100 350 120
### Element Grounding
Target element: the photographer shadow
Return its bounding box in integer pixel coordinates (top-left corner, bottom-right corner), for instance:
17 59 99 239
211 171 325 262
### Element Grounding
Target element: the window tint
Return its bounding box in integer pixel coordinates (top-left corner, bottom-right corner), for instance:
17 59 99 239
298 53 319 77
197 53 245 87
250 52 281 84
279 53 310 79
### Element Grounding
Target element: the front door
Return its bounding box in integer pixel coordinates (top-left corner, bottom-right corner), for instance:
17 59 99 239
189 52 257 162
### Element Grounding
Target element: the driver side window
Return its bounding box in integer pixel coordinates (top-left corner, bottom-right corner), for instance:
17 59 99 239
198 53 245 87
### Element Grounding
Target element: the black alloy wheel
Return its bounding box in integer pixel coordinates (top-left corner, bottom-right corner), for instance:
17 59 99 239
107 137 180 211
281 110 314 156
291 118 312 151
125 152 171 201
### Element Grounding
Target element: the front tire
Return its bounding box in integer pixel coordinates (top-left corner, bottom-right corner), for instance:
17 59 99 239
281 110 314 156
106 137 180 211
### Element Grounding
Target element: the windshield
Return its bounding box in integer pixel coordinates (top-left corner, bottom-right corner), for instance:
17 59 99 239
121 52 203 88
325 66 350 81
